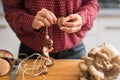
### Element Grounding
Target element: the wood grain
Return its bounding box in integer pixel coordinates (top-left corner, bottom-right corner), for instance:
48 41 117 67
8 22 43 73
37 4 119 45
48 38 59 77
0 59 80 80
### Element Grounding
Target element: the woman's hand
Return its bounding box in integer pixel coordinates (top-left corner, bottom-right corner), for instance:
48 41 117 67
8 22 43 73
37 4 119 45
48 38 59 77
57 13 82 33
32 8 57 30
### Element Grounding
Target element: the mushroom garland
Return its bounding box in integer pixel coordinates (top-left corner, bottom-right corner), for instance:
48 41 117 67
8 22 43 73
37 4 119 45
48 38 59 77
78 43 120 80
41 27 55 74
0 49 14 76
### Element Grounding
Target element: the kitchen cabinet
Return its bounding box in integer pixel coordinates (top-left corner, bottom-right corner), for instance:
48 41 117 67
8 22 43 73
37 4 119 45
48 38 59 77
83 9 120 53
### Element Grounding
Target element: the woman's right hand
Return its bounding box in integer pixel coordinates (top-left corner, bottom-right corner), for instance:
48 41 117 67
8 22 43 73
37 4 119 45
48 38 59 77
32 8 57 30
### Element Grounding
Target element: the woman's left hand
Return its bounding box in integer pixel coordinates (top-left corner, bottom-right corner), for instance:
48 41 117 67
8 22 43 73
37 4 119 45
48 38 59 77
57 13 82 33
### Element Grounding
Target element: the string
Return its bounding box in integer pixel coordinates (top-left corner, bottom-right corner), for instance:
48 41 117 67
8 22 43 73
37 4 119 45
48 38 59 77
46 26 48 35
20 27 52 80
18 53 47 80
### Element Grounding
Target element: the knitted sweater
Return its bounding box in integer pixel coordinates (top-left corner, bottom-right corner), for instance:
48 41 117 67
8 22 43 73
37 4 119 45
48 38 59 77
2 0 99 53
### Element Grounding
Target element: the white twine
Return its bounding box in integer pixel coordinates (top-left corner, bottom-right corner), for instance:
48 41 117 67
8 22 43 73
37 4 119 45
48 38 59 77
18 53 47 80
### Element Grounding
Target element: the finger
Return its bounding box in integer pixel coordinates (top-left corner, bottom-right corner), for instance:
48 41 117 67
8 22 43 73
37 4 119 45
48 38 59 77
65 21 81 27
57 18 63 27
65 13 80 20
49 11 57 24
36 16 51 26
60 26 80 33
60 27 73 33
38 12 54 25
73 27 81 32
37 8 55 25
57 17 66 27
32 19 44 29
65 14 76 22
44 12 54 24
64 14 82 27
37 21 45 28
60 17 66 26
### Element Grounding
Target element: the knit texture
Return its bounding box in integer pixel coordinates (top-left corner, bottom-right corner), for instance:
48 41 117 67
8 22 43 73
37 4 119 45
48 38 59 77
2 0 99 53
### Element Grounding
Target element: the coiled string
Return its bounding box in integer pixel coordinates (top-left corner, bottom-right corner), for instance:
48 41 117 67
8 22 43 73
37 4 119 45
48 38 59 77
18 53 47 80
19 27 54 80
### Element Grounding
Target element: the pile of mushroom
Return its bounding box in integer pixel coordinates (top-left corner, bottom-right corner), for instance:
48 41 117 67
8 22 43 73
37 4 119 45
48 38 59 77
0 49 14 76
78 43 120 80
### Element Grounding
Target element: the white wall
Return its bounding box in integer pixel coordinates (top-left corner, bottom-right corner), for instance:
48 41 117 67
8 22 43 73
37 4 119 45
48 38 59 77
0 15 20 58
0 1 20 58
83 9 120 53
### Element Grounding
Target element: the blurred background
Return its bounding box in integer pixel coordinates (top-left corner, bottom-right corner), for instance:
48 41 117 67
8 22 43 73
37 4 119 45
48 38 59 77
0 0 20 58
0 0 120 58
84 0 120 52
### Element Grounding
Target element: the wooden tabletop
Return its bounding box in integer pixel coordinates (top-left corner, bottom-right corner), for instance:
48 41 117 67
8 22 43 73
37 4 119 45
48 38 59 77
1 60 80 80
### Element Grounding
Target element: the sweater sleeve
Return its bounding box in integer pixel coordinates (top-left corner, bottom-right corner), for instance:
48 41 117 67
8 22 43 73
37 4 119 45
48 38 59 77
2 0 35 35
75 0 99 38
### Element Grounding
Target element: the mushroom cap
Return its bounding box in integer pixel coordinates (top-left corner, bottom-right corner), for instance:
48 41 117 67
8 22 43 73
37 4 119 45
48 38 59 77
78 62 88 72
42 38 53 48
0 49 14 59
41 65 48 74
111 55 120 66
45 57 55 67
81 56 94 61
88 47 102 57
96 52 109 60
0 58 11 76
0 49 15 66
100 43 120 56
57 17 66 27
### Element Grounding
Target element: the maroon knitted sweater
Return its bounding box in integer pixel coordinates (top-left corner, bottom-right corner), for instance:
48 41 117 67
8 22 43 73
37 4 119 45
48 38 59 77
2 0 99 53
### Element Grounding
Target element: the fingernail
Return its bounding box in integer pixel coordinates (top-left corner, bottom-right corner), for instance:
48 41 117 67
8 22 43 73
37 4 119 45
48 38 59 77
60 27 63 30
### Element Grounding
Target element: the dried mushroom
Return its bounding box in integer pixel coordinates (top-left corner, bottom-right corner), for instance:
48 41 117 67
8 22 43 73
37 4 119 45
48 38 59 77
57 17 66 27
42 34 54 67
111 56 120 65
40 30 55 74
0 58 11 76
0 49 14 76
42 35 53 58
45 57 55 67
0 49 14 59
78 43 120 80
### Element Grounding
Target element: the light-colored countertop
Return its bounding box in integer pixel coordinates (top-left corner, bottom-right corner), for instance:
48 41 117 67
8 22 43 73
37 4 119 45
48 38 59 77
1 60 80 80
1 60 120 80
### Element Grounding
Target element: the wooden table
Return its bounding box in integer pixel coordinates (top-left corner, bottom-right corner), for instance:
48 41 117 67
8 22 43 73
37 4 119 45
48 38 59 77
1 60 80 80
